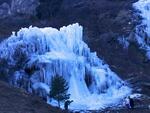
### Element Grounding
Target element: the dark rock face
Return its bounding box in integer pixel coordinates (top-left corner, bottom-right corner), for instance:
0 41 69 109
0 0 39 18
36 0 63 19
0 2 10 18
11 0 39 15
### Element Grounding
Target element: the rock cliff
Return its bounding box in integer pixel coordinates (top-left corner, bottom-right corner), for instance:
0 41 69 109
0 0 38 18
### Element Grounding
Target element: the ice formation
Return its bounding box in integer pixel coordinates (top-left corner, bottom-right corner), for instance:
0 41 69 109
133 0 150 59
0 23 131 110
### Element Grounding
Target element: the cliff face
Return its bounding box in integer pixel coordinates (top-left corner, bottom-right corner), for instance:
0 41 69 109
0 1 10 18
0 0 137 40
0 0 149 98
0 0 38 18
0 0 150 112
11 0 39 15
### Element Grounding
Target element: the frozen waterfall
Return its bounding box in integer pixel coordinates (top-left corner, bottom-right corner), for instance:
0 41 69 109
133 0 150 59
0 23 131 110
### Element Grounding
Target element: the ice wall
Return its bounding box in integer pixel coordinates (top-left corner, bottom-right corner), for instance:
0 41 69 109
0 23 131 110
133 0 150 59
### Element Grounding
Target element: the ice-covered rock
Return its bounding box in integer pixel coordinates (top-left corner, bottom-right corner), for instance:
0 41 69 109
133 0 150 59
0 23 131 110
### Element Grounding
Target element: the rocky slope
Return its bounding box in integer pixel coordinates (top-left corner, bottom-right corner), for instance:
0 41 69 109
0 81 66 113
0 0 38 17
0 0 149 112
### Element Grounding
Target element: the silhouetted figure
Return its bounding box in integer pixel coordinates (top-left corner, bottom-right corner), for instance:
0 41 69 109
125 96 134 109
129 97 134 109
64 100 73 111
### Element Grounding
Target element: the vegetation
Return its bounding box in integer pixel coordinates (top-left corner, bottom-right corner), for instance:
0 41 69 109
49 74 70 107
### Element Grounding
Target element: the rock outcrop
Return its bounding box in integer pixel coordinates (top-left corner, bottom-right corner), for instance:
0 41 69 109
0 0 39 18
11 0 39 16
0 2 10 18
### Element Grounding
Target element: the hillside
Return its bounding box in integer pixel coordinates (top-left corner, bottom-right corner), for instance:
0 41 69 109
0 0 150 112
0 81 66 113
0 0 149 95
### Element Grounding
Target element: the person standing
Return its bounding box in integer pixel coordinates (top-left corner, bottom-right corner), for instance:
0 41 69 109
64 100 73 111
125 96 134 109
129 96 134 109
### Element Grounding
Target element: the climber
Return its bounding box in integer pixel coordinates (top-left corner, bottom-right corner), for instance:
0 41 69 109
64 100 73 111
125 96 134 109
